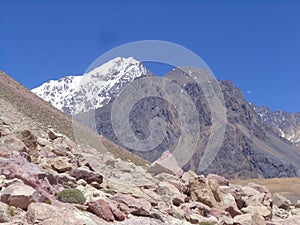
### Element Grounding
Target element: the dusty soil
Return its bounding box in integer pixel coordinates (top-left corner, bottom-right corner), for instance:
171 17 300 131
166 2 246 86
231 177 300 203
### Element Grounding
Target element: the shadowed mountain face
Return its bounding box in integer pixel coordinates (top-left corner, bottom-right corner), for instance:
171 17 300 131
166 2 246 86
91 70 300 179
31 59 300 179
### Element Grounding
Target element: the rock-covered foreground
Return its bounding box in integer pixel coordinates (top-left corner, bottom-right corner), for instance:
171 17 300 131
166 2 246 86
0 113 300 225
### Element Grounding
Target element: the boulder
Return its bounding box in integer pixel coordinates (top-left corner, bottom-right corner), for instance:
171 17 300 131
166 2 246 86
48 130 60 140
69 167 103 184
108 200 126 221
110 193 151 216
0 202 11 223
37 137 51 147
189 175 217 208
241 205 272 219
26 202 107 225
147 151 183 177
101 177 152 202
87 199 114 221
233 213 266 225
1 182 39 209
181 170 197 185
273 193 291 210
207 173 230 186
272 205 290 219
51 157 73 172
208 179 223 202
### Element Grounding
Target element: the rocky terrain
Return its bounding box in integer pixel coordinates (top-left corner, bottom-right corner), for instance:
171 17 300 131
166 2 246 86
1 69 300 224
255 106 300 148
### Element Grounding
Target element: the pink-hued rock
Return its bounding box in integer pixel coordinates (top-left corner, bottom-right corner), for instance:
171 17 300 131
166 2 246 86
147 151 183 177
108 200 126 221
69 167 103 184
189 175 217 208
273 193 291 210
110 193 151 216
234 213 266 225
0 146 12 158
0 156 60 199
27 202 108 225
88 199 114 221
207 208 230 219
207 174 230 186
1 182 39 209
0 157 45 188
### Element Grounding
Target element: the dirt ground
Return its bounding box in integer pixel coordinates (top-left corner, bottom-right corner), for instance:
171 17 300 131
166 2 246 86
231 177 300 203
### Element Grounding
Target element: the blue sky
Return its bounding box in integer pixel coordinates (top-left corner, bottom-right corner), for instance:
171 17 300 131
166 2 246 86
0 0 299 112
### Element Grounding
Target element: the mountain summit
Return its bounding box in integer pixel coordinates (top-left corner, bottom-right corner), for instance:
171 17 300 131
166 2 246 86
32 57 152 115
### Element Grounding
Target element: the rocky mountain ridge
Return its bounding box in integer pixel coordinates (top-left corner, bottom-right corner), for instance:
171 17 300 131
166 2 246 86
92 69 300 179
1 70 300 224
254 106 300 148
31 59 300 179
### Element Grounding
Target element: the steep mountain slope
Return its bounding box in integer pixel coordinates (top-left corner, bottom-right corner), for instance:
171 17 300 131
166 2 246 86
31 59 300 179
32 57 152 115
92 69 300 179
0 70 148 166
255 106 300 148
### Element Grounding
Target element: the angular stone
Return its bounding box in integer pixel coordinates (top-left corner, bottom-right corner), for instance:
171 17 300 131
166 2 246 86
1 182 39 209
101 177 153 203
27 202 107 225
108 200 126 221
147 151 183 177
273 193 291 210
272 205 290 219
69 167 103 184
87 199 114 221
110 193 151 216
48 130 60 140
51 157 73 172
233 213 266 225
207 173 230 186
189 175 217 208
242 186 260 197
241 205 272 219
37 137 51 147
208 179 223 202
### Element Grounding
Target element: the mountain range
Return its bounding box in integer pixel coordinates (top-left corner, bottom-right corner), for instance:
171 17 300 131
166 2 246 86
1 66 300 224
32 57 300 179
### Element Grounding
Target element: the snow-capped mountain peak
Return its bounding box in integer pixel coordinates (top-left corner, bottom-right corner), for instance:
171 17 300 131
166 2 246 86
32 57 152 115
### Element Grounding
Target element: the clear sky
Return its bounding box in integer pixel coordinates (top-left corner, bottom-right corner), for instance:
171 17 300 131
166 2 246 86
0 0 299 112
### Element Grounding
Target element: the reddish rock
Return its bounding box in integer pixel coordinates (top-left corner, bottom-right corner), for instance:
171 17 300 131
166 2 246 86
1 182 39 209
224 205 242 218
207 208 230 219
110 193 151 216
108 200 126 221
0 156 45 187
147 151 183 177
69 167 103 184
87 199 114 221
